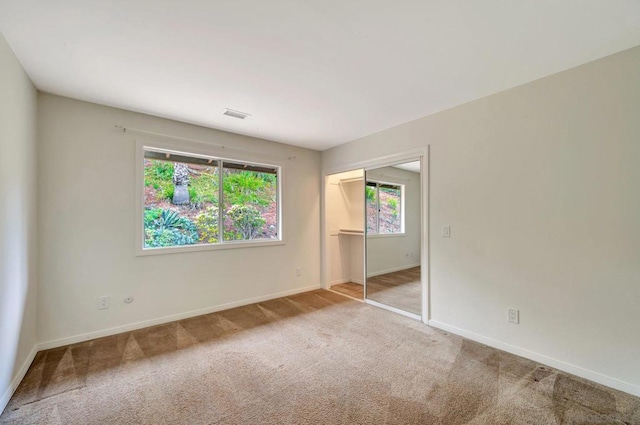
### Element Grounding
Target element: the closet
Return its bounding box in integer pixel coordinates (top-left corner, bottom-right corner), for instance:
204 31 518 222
324 157 424 320
326 169 365 299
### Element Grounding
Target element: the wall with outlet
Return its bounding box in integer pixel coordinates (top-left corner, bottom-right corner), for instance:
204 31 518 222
323 46 640 395
36 94 322 346
0 33 38 410
366 166 421 277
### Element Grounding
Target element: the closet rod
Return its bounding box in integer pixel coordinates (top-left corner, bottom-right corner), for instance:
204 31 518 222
339 176 363 183
114 125 297 161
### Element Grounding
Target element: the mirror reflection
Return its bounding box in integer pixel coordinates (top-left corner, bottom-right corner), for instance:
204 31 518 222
365 160 421 316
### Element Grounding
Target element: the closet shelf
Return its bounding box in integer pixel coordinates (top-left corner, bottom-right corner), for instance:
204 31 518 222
339 177 363 184
339 229 364 236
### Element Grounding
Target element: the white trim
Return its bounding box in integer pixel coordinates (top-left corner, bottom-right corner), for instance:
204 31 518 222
366 299 421 321
330 278 351 286
422 146 430 324
367 263 420 278
137 240 285 256
1 344 38 414
38 284 320 350
323 148 428 176
428 320 640 397
330 278 364 286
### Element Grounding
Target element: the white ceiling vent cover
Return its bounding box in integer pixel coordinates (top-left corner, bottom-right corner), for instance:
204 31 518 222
223 108 251 119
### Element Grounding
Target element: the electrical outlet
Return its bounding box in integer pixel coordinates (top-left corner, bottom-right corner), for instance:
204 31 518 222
98 296 110 310
508 308 519 324
296 267 302 277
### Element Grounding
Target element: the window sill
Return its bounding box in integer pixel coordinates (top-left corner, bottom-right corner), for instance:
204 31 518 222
136 239 284 256
367 233 406 239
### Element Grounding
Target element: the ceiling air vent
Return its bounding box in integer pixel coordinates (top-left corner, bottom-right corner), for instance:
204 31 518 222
223 108 251 119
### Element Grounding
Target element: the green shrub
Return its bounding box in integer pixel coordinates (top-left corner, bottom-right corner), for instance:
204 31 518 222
144 207 163 225
144 160 174 184
163 185 175 201
144 208 198 248
225 204 265 240
366 186 376 202
144 160 175 201
189 170 219 204
223 171 274 207
195 206 219 243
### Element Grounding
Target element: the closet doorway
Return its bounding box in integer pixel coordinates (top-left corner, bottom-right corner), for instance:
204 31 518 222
325 169 365 300
323 148 428 321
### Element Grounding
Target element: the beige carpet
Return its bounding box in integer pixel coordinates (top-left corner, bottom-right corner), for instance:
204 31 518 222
367 267 422 315
2 290 639 424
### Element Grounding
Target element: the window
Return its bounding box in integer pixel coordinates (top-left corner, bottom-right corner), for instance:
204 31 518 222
366 181 403 234
142 147 280 251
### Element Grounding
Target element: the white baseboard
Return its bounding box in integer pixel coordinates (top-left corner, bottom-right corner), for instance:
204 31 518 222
330 278 364 286
1 344 38 415
367 263 420 278
38 284 321 351
428 320 640 398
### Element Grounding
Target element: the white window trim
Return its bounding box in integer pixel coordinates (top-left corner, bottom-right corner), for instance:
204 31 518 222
366 179 405 236
135 138 284 256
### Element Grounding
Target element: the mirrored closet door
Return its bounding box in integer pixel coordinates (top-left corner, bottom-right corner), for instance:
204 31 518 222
365 160 422 318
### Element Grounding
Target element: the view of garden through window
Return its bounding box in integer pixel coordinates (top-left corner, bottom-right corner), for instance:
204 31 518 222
366 181 402 234
143 149 278 249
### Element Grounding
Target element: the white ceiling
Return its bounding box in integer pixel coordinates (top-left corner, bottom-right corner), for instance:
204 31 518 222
1 1 640 151
392 161 420 174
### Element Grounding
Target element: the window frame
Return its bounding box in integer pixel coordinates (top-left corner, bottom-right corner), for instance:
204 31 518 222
366 179 405 237
135 139 284 256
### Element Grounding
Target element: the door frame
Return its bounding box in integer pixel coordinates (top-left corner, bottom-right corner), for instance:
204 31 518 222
321 147 429 323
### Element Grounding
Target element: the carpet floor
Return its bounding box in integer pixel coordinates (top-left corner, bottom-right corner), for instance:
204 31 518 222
367 267 422 315
2 290 639 424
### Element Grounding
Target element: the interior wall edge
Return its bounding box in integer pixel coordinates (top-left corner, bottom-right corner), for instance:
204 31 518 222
0 344 38 415
428 320 640 398
37 284 320 351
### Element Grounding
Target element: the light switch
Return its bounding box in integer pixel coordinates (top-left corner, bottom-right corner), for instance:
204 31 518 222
442 225 451 238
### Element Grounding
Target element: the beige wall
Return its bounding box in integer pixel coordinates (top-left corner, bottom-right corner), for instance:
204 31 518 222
37 94 321 346
323 46 640 395
0 33 38 410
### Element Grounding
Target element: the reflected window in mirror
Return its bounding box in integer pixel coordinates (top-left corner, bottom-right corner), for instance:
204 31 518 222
366 181 403 234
